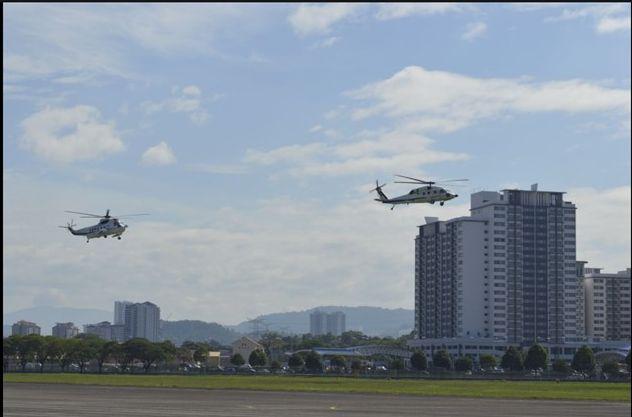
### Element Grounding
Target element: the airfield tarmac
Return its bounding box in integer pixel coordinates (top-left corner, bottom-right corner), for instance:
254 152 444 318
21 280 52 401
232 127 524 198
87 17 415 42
3 382 630 417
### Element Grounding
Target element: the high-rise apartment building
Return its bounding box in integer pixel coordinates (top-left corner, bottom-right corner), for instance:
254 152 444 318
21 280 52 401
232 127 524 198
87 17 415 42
124 302 160 342
584 267 631 341
11 320 41 336
310 310 327 336
52 322 79 339
326 311 346 336
310 310 346 336
415 185 578 344
114 301 133 325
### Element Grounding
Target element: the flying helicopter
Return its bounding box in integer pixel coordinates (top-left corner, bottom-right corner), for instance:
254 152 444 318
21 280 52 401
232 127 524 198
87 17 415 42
371 175 468 210
59 209 148 243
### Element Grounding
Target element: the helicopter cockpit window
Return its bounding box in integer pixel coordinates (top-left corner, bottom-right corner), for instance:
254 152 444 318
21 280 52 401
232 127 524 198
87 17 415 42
99 219 108 224
409 190 416 195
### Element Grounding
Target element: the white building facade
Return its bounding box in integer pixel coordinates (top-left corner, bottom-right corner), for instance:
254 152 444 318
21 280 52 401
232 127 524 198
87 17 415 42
124 301 160 342
584 267 631 341
114 301 133 325
11 320 41 336
52 322 79 339
414 186 578 345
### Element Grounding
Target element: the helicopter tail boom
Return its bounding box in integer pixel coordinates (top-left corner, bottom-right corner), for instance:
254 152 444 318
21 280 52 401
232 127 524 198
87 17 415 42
370 180 389 202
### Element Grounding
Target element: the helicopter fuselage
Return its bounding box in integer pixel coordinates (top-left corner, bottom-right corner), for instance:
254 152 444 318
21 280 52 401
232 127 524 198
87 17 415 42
67 218 127 241
375 185 457 205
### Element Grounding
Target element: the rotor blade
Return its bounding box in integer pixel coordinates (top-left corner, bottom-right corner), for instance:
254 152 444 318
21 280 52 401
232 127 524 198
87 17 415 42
394 174 428 183
65 210 102 217
394 181 425 184
114 213 149 218
435 179 469 183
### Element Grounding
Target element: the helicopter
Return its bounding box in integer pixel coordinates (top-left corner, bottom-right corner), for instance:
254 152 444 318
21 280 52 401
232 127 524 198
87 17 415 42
371 175 468 210
59 209 148 243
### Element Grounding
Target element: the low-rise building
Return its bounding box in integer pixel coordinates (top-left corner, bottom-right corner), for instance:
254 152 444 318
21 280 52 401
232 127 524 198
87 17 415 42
52 322 79 339
231 336 264 363
11 320 41 336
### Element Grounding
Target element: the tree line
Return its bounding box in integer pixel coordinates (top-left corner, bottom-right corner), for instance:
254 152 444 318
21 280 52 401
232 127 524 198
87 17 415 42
408 344 631 376
2 334 216 374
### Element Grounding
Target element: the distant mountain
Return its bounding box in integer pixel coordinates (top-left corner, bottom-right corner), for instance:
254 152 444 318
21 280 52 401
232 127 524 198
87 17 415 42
230 306 413 337
3 306 112 335
160 320 242 346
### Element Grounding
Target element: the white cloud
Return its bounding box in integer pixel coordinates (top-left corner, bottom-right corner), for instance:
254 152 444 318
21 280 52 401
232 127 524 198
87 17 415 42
375 3 467 20
245 129 468 177
518 3 631 34
348 66 631 132
141 141 177 166
288 3 367 36
567 186 631 270
597 16 631 33
4 3 275 81
182 85 202 96
462 22 487 41
141 85 212 125
312 36 341 48
19 106 124 164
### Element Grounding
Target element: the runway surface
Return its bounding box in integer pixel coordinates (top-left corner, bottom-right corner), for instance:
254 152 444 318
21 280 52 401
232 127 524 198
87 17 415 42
3 382 630 417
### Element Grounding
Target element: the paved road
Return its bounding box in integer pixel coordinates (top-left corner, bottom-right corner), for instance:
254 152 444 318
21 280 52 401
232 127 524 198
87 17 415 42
3 383 630 417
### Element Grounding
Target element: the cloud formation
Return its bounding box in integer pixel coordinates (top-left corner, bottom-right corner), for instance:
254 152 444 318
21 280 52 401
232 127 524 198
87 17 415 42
462 22 487 41
141 85 213 125
141 141 177 166
19 106 124 164
348 66 631 132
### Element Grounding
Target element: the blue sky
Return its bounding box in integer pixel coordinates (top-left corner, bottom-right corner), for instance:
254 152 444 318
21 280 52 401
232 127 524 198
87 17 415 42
3 3 631 324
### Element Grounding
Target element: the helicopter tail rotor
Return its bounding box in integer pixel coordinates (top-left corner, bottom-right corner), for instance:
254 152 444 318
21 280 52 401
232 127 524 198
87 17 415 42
370 180 389 202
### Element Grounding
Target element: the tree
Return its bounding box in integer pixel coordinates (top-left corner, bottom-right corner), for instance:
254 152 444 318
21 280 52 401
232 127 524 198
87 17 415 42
3 336 20 372
97 341 119 374
571 346 595 374
455 356 473 372
390 358 405 373
122 338 164 373
38 336 67 373
552 359 571 375
140 343 167 373
230 353 245 367
270 360 281 371
432 350 452 370
350 359 362 374
501 346 524 372
304 351 322 373
479 354 496 371
15 334 40 372
410 351 427 371
329 355 346 371
601 361 620 376
56 339 76 372
288 353 304 371
69 338 98 374
524 344 548 371
249 349 267 367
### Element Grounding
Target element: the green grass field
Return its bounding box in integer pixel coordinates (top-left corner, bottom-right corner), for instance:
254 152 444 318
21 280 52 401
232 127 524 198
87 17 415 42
4 373 630 402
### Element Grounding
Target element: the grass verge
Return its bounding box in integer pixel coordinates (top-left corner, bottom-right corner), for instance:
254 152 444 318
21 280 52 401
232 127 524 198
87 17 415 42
4 373 630 402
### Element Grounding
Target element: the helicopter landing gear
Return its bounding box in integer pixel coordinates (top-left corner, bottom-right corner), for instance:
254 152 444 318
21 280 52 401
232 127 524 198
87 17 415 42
440 202 444 206
117 237 121 240
430 201 435 204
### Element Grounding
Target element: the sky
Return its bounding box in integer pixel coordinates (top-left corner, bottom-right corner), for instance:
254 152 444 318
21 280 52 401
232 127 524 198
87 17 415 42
3 3 631 325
